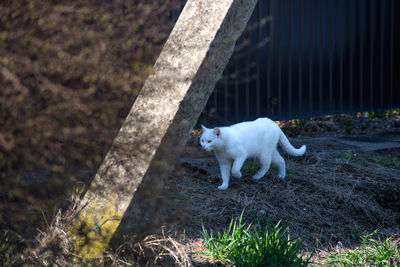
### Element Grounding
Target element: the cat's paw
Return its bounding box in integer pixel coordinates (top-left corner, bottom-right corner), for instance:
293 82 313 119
252 173 263 180
232 170 242 178
218 184 228 190
277 173 286 179
252 169 267 180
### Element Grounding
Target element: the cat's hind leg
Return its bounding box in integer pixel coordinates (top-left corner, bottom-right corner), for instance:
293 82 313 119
252 154 271 180
272 150 286 179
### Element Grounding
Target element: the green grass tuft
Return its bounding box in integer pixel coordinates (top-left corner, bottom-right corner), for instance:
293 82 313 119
369 156 400 168
339 119 354 134
241 160 261 175
0 230 25 267
323 230 400 266
202 212 310 267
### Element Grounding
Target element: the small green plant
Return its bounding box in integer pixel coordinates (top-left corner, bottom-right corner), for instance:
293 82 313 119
339 118 354 134
202 212 310 267
367 110 387 118
366 108 400 118
335 151 357 160
369 156 400 168
241 160 260 175
241 160 279 176
323 231 400 266
293 119 307 128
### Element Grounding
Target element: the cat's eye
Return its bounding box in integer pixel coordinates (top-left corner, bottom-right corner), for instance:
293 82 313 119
207 140 211 143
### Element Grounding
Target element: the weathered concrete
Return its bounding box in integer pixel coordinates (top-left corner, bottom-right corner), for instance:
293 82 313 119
69 0 258 259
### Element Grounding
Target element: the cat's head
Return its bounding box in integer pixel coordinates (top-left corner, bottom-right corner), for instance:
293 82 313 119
200 125 223 151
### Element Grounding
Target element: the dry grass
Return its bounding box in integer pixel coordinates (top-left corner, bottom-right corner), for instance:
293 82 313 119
14 188 191 266
22 189 81 266
131 230 191 267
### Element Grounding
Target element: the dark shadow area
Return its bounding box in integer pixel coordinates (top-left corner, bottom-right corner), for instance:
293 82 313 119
0 0 181 249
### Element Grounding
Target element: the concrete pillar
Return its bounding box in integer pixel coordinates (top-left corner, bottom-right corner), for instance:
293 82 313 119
69 0 258 259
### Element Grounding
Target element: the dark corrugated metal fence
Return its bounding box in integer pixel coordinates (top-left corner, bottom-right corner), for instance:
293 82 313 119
197 0 400 126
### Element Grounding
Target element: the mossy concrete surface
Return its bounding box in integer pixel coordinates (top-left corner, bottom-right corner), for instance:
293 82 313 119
69 199 122 259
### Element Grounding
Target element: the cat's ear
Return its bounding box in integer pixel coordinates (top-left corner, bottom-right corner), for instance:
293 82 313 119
213 128 221 137
201 124 207 132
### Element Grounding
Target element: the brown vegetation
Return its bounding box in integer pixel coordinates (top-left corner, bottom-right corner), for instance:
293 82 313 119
0 0 179 248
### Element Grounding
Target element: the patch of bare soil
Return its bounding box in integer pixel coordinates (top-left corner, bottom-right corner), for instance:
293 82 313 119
163 115 400 265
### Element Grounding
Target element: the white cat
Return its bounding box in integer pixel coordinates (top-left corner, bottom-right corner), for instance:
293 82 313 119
200 118 306 190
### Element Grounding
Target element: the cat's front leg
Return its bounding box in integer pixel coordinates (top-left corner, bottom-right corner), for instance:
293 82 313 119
231 156 246 178
218 161 232 190
215 153 232 190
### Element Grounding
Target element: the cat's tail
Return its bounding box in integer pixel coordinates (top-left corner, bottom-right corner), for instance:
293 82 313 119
278 130 306 156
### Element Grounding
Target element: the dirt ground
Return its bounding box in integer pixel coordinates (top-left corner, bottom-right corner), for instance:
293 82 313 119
1 115 400 265
162 115 400 265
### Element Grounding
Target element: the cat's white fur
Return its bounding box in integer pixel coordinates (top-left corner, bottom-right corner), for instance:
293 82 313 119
200 118 306 190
